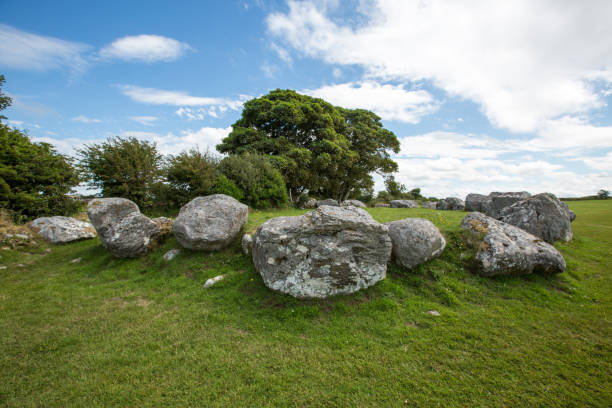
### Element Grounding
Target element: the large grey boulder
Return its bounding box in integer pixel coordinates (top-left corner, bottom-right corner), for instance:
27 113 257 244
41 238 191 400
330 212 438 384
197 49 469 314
499 193 573 243
461 212 565 276
420 201 438 209
252 205 392 299
173 194 248 250
31 216 97 244
341 199 367 208
386 218 446 269
559 201 576 222
87 198 164 258
316 198 339 207
390 199 418 208
438 197 465 210
484 191 531 219
465 193 488 212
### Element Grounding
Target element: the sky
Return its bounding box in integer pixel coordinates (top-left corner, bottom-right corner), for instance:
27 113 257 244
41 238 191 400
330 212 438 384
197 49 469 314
1 0 611 198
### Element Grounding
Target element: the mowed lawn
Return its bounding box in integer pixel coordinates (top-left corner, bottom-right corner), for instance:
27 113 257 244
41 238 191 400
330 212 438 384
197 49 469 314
1 201 610 407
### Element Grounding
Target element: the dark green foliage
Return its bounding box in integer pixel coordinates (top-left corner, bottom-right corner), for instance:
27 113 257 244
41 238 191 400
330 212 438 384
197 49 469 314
378 175 423 201
217 89 400 202
212 174 244 201
77 137 163 209
0 74 12 123
218 153 288 208
598 189 610 199
0 124 79 219
164 148 220 207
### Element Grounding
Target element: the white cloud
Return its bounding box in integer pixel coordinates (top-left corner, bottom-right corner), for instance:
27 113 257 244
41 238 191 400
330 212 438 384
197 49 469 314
99 35 191 63
398 131 511 159
268 1 612 133
120 126 232 155
119 85 247 110
7 120 24 127
303 81 438 123
129 116 158 126
580 151 612 172
72 115 102 123
0 24 89 74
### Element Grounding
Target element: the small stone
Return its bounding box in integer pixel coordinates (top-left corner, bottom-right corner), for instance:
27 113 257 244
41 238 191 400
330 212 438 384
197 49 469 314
204 275 225 288
241 234 253 255
45 248 52 253
14 233 30 240
427 310 441 316
2 247 10 251
163 249 181 261
16 264 25 267
70 257 82 264
0 266 6 270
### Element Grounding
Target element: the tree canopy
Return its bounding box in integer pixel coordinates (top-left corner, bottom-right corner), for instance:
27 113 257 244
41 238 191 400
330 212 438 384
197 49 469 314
217 89 400 201
0 75 12 123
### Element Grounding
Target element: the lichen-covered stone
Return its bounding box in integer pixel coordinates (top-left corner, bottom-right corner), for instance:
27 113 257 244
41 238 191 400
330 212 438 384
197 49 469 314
386 218 446 269
484 192 531 219
461 212 565 277
438 197 465 210
31 216 96 244
242 234 253 255
252 205 392 299
420 201 438 209
341 199 367 208
390 200 418 208
316 198 339 207
465 193 488 212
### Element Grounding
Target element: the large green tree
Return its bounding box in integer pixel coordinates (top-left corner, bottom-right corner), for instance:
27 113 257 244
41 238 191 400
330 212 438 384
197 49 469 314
78 136 163 209
0 124 79 218
0 74 13 123
216 89 400 202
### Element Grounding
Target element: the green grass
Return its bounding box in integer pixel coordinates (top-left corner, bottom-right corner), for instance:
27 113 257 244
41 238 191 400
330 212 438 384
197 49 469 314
1 201 610 407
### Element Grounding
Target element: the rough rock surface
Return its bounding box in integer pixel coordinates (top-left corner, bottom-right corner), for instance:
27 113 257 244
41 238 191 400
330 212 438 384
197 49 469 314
204 275 225 288
461 212 565 276
559 201 576 222
252 205 392 299
303 198 318 209
341 199 367 208
386 218 446 269
438 197 465 210
499 193 573 243
87 198 163 258
31 216 96 244
173 194 248 250
465 193 489 212
485 192 531 219
242 234 253 255
390 199 418 208
375 203 390 208
316 198 339 207
153 217 173 238
420 201 438 209
163 249 181 261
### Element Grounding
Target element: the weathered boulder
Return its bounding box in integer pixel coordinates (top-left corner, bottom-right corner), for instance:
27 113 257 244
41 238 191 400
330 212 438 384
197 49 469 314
438 197 465 210
420 201 438 209
390 199 418 208
465 193 488 212
173 194 248 250
87 198 164 258
499 193 572 243
303 198 318 209
152 217 173 238
484 191 531 219
386 218 446 269
375 203 390 208
316 198 339 207
252 205 392 299
242 234 253 255
31 216 96 244
341 199 367 208
559 201 576 222
461 212 565 276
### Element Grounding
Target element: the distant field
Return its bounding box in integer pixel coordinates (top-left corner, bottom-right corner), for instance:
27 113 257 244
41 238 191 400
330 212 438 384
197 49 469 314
1 201 610 407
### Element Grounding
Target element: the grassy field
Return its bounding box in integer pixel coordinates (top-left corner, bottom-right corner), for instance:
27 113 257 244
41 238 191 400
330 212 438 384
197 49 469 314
1 201 610 407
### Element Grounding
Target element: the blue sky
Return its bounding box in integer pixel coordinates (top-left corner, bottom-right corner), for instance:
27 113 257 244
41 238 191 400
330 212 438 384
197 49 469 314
1 0 611 198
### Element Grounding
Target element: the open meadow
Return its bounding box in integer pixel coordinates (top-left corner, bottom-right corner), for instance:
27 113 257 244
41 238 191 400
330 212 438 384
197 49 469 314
1 201 610 407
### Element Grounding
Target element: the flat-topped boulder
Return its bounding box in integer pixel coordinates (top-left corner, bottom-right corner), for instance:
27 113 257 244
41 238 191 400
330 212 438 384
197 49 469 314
499 193 572 243
173 194 248 250
386 218 446 269
87 198 164 258
316 198 339 207
485 191 531 219
390 199 418 208
252 205 392 299
461 212 565 277
341 199 367 208
31 216 97 244
420 201 438 209
465 193 488 212
438 197 465 210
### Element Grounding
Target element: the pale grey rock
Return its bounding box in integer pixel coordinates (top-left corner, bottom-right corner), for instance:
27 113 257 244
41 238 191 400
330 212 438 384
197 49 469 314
499 193 573 243
484 191 531 219
427 310 441 316
252 205 392 299
465 193 489 212
70 257 82 263
203 275 225 288
374 203 390 208
242 234 253 255
163 249 181 261
87 198 164 258
390 199 418 208
341 199 367 208
559 201 576 222
420 201 438 209
14 233 30 240
316 198 339 207
303 198 318 209
461 212 565 276
386 218 446 269
31 216 96 244
173 194 248 251
438 197 465 211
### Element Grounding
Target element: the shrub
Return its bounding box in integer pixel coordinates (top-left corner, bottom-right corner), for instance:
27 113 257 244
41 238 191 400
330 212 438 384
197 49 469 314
212 174 244 201
165 148 220 207
218 154 288 208
77 137 163 209
0 125 79 219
